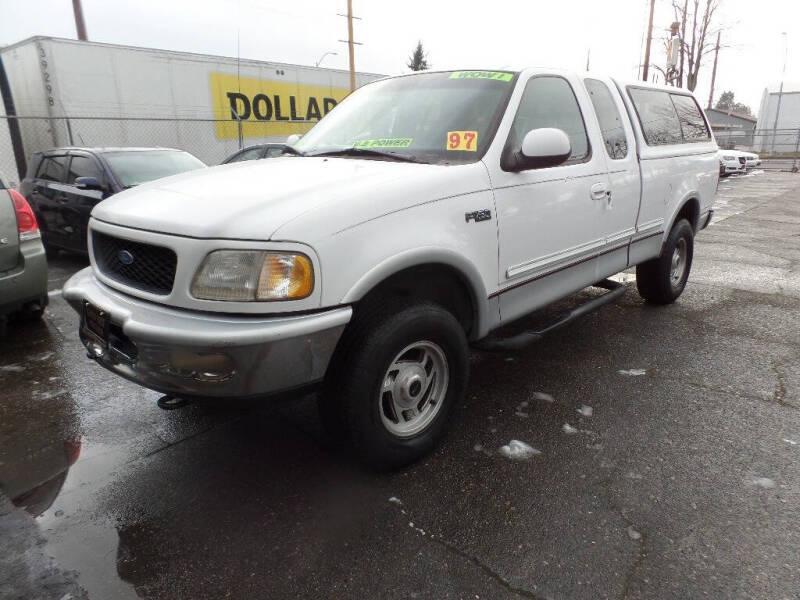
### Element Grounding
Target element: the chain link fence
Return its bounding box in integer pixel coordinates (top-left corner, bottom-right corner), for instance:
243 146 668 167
714 128 800 172
1 115 317 184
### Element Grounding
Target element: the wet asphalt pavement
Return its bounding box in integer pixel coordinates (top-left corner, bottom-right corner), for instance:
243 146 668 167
1 171 799 599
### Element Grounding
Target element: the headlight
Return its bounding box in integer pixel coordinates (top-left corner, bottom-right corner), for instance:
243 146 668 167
723 155 736 161
191 250 313 301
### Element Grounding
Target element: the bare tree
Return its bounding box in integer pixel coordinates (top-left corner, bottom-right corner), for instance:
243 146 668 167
669 0 724 91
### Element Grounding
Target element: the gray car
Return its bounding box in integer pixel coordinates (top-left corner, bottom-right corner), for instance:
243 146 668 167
0 176 48 321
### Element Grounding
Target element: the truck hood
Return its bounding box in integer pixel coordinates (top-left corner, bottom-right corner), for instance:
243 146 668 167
92 157 487 241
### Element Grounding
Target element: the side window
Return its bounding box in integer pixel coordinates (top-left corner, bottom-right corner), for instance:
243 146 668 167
628 88 683 146
510 76 589 162
584 79 628 159
36 156 68 182
67 156 104 184
670 94 710 141
227 147 264 163
264 146 287 158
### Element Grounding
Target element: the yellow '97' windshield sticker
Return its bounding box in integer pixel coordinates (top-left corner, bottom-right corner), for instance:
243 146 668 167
353 138 413 148
449 71 514 82
447 131 478 151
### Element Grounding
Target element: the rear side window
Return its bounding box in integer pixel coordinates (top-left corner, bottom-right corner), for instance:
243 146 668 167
510 76 589 162
584 79 628 159
36 156 67 182
628 88 683 146
670 94 710 141
67 156 104 184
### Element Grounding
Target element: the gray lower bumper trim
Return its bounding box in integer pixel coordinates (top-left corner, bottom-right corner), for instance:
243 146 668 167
63 267 351 398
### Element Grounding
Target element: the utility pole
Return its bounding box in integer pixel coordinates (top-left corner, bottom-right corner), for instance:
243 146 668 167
642 0 655 82
346 0 355 90
72 0 88 41
338 0 362 91
707 31 721 109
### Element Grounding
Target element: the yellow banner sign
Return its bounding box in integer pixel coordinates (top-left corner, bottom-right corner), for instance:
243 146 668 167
209 72 351 140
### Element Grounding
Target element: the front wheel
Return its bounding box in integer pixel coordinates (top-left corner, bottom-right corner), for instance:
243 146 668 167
636 218 694 304
320 301 469 469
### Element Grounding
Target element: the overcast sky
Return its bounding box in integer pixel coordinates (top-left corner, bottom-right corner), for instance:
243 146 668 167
1 0 797 117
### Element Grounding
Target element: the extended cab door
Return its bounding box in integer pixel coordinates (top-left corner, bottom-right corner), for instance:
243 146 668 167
581 76 640 277
489 73 613 323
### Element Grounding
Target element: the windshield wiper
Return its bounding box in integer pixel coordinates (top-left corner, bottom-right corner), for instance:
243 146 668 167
306 147 422 163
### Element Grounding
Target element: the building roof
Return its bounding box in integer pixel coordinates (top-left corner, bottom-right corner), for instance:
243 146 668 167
706 107 757 123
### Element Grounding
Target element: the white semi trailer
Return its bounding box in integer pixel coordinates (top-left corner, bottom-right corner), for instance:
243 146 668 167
0 36 384 174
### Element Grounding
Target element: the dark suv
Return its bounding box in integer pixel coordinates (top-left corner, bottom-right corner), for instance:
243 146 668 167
19 147 205 254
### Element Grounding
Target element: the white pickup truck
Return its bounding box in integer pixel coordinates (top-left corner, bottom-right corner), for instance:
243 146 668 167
64 69 718 467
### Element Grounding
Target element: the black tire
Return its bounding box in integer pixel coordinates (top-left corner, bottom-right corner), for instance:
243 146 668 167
636 218 694 304
320 300 469 469
15 296 47 322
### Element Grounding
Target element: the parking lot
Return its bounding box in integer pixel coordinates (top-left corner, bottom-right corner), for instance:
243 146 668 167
1 171 799 599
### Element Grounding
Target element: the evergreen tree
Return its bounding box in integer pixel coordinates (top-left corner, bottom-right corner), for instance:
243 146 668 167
407 41 429 71
715 90 752 116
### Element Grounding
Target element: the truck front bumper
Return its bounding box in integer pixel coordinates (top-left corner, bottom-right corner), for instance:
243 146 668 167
63 267 351 398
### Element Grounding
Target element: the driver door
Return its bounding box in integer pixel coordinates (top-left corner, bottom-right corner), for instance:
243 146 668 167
490 74 612 323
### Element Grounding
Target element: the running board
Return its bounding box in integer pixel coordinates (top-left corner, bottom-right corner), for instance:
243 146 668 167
475 279 627 352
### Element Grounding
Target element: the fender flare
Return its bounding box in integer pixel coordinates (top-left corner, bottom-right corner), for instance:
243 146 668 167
661 192 701 248
340 247 493 340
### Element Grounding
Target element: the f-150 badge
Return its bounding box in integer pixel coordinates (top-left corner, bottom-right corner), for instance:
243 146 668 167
465 209 491 223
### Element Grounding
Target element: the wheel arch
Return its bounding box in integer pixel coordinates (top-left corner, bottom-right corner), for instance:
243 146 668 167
340 248 492 340
665 194 701 236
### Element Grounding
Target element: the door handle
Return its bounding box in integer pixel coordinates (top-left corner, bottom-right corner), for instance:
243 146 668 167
590 183 608 200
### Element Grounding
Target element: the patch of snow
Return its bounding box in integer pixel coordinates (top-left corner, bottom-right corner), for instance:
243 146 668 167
625 471 643 480
504 357 515 362
389 496 402 505
577 405 593 417
627 526 642 540
783 439 797 446
532 392 554 403
0 364 25 374
473 443 483 452
562 423 578 435
499 440 540 460
618 368 646 376
514 411 530 419
517 400 529 409
32 351 54 362
750 477 776 489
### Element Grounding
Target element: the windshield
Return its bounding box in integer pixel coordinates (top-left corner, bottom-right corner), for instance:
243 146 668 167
103 150 206 188
294 70 518 165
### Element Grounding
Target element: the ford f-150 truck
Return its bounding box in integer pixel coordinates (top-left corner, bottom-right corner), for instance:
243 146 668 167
63 69 718 468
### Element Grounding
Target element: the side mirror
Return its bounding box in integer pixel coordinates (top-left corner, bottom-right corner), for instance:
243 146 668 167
286 134 301 146
74 176 104 190
504 128 572 171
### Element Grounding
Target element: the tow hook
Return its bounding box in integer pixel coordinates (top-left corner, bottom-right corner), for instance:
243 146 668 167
157 394 193 410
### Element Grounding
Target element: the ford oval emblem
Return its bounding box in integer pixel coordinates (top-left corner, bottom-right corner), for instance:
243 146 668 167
118 250 135 265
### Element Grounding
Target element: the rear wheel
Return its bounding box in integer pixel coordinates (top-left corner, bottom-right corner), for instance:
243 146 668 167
636 218 694 304
320 300 469 469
